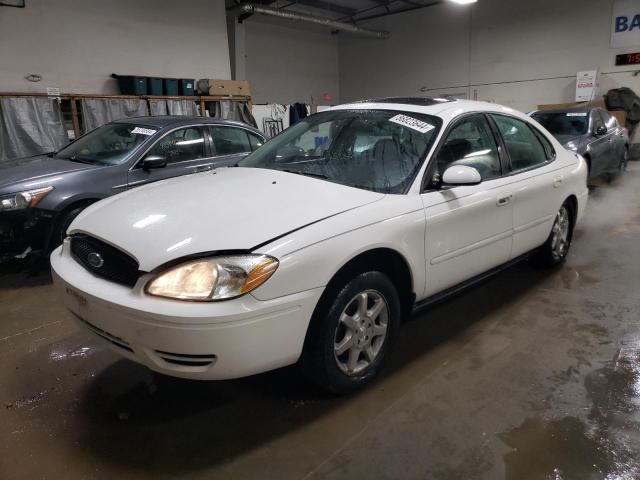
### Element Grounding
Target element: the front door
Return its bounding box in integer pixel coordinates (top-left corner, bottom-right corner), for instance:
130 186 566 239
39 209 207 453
421 113 513 297
127 126 215 188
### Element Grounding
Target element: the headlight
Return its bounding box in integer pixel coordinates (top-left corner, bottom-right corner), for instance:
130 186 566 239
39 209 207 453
145 254 279 301
0 186 53 212
565 143 578 152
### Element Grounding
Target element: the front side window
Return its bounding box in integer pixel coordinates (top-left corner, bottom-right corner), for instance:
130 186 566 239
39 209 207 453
210 126 251 155
434 114 501 180
238 110 441 193
492 115 548 171
600 110 616 130
531 111 588 136
148 127 205 164
56 123 156 166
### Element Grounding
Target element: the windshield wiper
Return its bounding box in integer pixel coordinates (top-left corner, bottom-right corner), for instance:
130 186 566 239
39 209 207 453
65 155 97 165
46 151 57 157
280 169 328 180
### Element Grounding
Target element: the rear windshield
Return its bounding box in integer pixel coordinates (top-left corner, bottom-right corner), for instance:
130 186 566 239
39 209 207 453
238 109 441 194
531 112 588 136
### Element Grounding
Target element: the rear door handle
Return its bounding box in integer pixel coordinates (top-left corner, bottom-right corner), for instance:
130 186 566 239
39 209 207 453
553 175 563 188
496 193 512 206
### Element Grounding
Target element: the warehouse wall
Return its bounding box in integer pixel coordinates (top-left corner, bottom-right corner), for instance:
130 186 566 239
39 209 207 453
241 20 340 105
339 0 640 112
0 0 230 94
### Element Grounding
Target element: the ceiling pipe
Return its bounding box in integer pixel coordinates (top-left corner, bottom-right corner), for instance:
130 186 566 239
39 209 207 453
233 3 391 39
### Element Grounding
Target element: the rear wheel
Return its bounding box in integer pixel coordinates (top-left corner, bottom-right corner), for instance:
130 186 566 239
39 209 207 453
301 271 400 394
536 201 574 267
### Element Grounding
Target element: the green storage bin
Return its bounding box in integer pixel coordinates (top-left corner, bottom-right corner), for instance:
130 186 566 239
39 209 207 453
148 77 163 96
163 78 179 96
178 79 195 96
113 75 147 95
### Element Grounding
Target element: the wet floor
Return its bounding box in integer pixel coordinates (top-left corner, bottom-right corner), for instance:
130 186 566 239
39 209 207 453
1 165 639 480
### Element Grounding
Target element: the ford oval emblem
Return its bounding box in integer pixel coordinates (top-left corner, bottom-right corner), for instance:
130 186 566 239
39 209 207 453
87 252 104 269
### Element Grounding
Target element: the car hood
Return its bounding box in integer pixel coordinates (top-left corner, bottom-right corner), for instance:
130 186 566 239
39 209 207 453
0 155 95 192
69 167 385 271
555 134 585 146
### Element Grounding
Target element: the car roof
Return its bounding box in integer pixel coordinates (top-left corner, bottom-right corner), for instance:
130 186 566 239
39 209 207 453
330 97 529 121
110 116 262 133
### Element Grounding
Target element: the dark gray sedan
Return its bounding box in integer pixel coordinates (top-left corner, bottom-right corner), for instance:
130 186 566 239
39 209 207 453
531 107 628 179
0 116 265 260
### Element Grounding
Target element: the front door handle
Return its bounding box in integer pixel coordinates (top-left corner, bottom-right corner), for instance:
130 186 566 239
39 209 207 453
553 175 563 188
496 193 512 206
194 165 212 173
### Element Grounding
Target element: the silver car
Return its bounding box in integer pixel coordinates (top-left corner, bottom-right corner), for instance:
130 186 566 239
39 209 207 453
0 117 265 260
531 107 628 180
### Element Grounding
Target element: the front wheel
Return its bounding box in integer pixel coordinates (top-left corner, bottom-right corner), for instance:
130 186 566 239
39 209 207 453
536 202 574 267
301 271 401 394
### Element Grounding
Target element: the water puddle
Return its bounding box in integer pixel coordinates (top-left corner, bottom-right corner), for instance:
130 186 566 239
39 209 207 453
500 344 640 479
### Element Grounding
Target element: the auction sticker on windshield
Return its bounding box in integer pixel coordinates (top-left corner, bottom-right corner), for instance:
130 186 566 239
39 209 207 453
389 114 435 133
131 127 157 136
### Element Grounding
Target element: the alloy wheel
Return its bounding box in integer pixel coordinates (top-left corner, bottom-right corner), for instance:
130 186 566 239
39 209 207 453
550 206 570 261
333 289 389 376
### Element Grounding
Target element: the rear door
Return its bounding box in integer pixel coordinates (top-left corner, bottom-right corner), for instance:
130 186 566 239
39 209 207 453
421 113 513 296
127 126 215 187
489 114 564 258
207 125 265 167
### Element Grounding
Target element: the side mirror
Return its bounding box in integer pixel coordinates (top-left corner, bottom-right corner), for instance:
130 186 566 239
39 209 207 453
442 165 482 186
141 154 167 170
595 126 607 136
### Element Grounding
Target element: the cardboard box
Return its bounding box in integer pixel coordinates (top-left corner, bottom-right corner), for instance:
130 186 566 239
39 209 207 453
537 97 606 111
610 109 626 127
207 80 251 96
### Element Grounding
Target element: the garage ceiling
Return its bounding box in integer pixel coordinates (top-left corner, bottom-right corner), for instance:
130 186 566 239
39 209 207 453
226 0 444 24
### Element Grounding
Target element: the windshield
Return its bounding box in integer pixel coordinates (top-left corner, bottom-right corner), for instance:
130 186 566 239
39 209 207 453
238 109 441 193
532 112 588 136
56 124 157 166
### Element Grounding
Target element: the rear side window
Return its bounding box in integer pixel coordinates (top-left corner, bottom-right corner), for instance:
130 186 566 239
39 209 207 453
600 110 616 130
210 126 251 155
492 115 548 171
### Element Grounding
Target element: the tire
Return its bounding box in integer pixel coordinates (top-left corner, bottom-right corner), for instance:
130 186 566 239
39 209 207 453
301 271 401 394
536 201 574 267
48 205 86 252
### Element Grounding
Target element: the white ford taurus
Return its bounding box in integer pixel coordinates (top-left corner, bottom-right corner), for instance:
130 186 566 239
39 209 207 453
52 98 588 393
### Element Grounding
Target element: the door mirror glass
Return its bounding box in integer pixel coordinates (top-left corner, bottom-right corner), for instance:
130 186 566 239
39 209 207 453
442 165 482 186
141 154 167 170
595 125 607 136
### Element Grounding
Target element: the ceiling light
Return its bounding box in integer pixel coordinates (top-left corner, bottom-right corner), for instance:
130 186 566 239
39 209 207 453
449 0 477 4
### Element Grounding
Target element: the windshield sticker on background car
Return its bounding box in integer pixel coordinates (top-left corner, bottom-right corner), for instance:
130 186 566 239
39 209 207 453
389 114 435 133
566 113 588 117
131 127 157 136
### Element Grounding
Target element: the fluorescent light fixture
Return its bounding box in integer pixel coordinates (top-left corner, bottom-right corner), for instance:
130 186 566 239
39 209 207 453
449 0 477 4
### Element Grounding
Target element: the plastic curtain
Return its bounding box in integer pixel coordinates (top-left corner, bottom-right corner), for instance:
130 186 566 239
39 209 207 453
80 98 149 131
207 100 257 127
0 97 68 163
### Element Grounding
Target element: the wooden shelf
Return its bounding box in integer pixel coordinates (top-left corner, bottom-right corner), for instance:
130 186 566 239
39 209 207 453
0 92 253 138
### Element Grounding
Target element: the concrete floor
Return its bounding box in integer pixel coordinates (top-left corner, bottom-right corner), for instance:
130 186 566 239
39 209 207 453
1 165 639 480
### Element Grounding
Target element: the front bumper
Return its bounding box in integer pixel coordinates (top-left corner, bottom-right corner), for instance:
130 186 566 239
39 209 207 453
51 241 323 380
0 209 55 259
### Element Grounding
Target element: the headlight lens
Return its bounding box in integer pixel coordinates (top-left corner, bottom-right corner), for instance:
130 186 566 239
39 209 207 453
146 254 279 301
0 186 53 212
565 143 578 152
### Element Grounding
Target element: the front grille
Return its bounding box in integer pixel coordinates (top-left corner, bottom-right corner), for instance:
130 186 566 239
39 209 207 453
70 234 141 287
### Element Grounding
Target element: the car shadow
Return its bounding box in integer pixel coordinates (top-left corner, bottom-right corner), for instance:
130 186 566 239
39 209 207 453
75 259 551 475
0 257 51 289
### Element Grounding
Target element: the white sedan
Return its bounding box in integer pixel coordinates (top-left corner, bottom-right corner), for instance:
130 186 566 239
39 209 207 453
51 98 588 394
